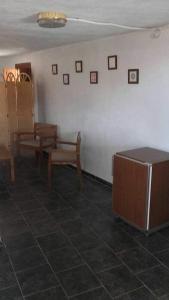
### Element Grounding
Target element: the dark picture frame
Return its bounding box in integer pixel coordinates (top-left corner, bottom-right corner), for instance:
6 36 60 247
52 64 58 75
108 55 117 70
90 71 98 84
75 60 83 73
128 69 139 84
63 74 70 85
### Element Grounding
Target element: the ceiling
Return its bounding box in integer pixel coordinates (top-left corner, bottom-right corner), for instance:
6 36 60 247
0 0 169 56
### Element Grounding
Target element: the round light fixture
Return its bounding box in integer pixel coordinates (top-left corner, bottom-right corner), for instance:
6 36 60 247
37 12 67 28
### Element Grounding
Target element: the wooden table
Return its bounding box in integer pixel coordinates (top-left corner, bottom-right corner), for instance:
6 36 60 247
0 146 15 182
113 147 169 233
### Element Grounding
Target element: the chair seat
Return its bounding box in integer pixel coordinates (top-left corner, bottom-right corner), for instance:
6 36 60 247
0 146 11 160
20 139 51 148
51 149 76 162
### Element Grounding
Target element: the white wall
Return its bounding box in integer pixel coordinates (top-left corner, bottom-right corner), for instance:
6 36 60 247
1 28 169 182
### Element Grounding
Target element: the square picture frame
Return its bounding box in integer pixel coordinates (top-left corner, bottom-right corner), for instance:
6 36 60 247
75 60 83 73
108 55 117 70
63 74 70 85
90 71 98 84
128 69 139 84
52 64 58 75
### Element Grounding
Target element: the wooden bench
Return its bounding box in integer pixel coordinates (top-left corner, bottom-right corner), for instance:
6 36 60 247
0 146 15 182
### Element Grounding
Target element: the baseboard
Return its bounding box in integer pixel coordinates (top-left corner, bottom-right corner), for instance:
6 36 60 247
68 165 112 188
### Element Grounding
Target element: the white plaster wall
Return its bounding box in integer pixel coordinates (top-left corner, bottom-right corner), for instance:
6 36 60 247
1 28 169 182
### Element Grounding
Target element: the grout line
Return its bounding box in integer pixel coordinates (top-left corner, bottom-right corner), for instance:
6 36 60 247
37 240 69 299
6 251 25 300
60 228 114 300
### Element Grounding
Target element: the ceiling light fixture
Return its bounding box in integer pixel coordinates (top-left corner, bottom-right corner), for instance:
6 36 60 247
37 12 67 28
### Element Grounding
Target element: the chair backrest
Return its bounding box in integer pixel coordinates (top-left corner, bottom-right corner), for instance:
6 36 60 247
34 122 57 138
59 131 81 153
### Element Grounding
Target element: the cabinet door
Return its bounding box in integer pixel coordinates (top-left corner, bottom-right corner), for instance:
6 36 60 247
113 155 148 229
6 82 18 146
0 83 9 148
150 161 169 228
16 81 34 132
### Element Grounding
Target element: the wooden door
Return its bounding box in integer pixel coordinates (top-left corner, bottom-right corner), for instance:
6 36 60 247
15 63 32 79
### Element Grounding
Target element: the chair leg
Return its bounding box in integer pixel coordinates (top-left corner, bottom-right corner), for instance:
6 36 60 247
35 150 39 164
39 150 43 169
48 158 52 190
10 157 15 183
77 160 83 189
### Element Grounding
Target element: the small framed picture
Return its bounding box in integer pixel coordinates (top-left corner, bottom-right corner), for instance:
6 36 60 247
128 69 139 84
63 74 70 85
75 61 83 73
108 55 117 70
90 71 98 84
52 64 58 75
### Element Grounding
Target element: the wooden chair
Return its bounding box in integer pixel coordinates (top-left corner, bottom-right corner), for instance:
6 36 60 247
48 131 82 189
15 122 57 166
0 145 15 182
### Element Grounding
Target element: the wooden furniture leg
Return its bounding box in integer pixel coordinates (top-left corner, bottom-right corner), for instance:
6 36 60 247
10 157 15 183
48 153 52 190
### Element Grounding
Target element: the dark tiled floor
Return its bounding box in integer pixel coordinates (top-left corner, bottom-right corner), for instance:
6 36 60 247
0 158 169 299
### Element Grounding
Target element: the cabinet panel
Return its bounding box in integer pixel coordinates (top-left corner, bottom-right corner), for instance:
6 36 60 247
150 161 169 228
113 155 148 229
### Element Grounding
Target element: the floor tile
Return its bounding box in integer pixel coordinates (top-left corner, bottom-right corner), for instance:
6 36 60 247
0 247 11 268
159 226 169 240
103 230 138 253
45 198 70 211
37 231 70 253
90 217 120 237
159 294 169 300
80 208 108 225
0 207 22 223
71 287 112 300
155 249 169 268
23 208 50 225
119 247 158 274
82 244 121 273
138 265 169 297
98 265 142 298
30 218 59 237
58 264 100 297
2 219 30 238
10 246 46 272
4 232 36 253
70 232 102 253
51 207 79 223
0 265 17 291
46 246 83 272
70 198 94 213
136 233 169 253
0 285 23 299
16 264 58 296
25 286 67 300
116 286 156 300
61 218 91 237
12 191 35 203
118 221 145 238
16 199 42 212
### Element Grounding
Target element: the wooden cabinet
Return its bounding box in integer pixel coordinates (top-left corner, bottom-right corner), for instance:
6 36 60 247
113 147 169 233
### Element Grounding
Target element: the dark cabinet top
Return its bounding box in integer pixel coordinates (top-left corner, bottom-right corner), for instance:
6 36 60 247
116 147 169 164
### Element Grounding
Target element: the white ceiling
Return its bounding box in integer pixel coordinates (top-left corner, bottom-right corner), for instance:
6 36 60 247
0 0 169 56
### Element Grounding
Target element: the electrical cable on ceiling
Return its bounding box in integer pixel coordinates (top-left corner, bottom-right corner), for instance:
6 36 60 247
67 17 151 30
